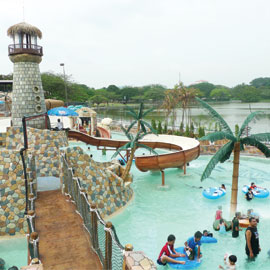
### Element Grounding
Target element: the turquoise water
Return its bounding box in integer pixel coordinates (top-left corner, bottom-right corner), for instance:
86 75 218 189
70 134 270 269
110 156 270 270
0 237 28 269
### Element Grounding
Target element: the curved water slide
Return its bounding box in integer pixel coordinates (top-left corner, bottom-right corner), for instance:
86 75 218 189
96 126 111 138
68 130 200 172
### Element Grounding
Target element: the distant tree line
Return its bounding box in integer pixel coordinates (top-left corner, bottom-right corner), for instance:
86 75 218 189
1 72 270 103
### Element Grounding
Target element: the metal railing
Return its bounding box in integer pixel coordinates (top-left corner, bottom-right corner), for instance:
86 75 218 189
61 153 124 270
8 43 43 56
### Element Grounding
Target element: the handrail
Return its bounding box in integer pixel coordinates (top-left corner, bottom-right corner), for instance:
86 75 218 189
8 43 43 56
61 153 125 269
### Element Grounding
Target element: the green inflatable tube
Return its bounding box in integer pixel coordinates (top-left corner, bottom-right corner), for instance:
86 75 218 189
213 219 231 231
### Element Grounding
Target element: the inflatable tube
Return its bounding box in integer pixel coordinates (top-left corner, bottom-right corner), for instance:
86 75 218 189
168 247 202 269
213 219 231 231
202 187 226 199
200 236 217 244
242 185 269 198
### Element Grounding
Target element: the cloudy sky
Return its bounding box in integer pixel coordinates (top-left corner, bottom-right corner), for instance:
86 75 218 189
1 0 270 89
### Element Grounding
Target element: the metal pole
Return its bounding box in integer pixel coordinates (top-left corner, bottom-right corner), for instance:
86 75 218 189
60 63 68 106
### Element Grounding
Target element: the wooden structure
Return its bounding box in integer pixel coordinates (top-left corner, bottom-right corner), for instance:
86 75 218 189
68 130 200 172
35 190 102 270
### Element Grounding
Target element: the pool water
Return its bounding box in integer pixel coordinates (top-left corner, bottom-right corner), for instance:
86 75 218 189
0 236 28 269
70 134 270 270
110 156 270 270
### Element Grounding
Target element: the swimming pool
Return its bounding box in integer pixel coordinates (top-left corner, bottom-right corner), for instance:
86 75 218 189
0 236 28 269
70 135 270 269
110 155 270 270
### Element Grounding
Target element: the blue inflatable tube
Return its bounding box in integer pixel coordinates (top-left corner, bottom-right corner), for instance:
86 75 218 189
242 185 269 198
168 247 202 269
202 187 226 199
200 236 217 244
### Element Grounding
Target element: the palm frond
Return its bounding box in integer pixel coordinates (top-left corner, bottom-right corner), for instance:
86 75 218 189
248 133 270 142
241 137 270 157
138 131 155 140
136 143 159 155
141 120 157 134
140 120 147 133
199 131 236 142
220 141 234 163
126 111 138 120
121 125 133 140
195 97 233 135
126 120 137 133
111 143 131 159
201 142 235 181
239 111 264 137
142 107 155 118
138 103 144 118
126 106 138 119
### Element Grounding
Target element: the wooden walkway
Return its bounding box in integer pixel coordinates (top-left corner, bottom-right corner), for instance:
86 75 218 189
35 190 102 270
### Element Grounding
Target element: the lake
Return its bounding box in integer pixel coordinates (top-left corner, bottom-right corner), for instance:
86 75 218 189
95 102 270 134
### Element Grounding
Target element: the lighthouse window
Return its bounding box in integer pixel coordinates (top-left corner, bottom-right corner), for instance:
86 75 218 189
33 86 39 93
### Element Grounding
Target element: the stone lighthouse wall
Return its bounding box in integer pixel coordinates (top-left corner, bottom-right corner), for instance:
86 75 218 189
12 62 46 128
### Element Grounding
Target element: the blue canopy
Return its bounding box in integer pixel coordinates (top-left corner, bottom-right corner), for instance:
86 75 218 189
0 101 4 104
47 107 78 116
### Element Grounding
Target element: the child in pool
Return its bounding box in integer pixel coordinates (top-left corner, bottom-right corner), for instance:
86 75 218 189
184 231 202 261
219 254 237 270
203 230 213 237
157 234 186 266
217 219 227 234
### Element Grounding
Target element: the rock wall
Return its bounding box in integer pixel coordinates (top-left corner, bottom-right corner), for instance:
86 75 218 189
11 62 46 128
5 127 68 177
0 149 28 235
200 143 267 156
63 146 133 217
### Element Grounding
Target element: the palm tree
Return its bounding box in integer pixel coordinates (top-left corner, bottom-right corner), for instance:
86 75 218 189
125 103 156 133
112 103 158 181
112 127 158 181
196 97 270 214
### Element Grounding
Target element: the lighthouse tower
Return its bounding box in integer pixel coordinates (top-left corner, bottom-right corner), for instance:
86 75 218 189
7 22 46 128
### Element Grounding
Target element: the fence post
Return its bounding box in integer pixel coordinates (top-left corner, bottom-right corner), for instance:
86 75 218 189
29 232 39 260
27 210 35 233
105 221 112 270
28 193 35 210
91 204 98 250
122 244 133 270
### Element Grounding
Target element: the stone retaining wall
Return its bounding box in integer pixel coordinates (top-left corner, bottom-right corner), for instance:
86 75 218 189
63 146 133 217
5 127 68 177
200 143 266 156
0 149 29 236
0 132 6 147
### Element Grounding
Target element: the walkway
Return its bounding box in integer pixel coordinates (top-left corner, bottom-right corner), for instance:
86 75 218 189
35 190 102 270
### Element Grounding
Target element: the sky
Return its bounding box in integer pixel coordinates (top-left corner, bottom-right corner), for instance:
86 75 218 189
1 0 270 89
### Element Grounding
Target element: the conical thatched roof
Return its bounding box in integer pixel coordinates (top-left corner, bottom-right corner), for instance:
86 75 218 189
7 22 42 39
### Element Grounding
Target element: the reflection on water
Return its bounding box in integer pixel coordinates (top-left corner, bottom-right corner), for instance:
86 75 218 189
96 102 270 134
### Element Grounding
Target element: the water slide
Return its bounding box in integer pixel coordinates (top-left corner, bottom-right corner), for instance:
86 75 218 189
96 126 111 138
68 130 200 172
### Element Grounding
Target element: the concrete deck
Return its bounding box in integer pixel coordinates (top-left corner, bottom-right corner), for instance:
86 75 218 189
35 190 102 270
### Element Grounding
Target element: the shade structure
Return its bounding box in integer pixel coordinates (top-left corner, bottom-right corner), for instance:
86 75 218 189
47 107 78 116
75 107 97 117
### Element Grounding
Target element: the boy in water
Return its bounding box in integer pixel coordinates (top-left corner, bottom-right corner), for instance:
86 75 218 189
203 230 213 237
184 231 203 261
157 234 186 266
219 254 237 270
250 182 257 190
